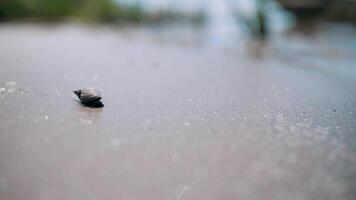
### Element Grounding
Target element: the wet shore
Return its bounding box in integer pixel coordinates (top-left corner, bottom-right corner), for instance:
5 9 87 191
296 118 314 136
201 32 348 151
0 23 356 200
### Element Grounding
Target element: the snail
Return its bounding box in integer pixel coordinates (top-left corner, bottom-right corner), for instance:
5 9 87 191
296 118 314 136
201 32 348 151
73 88 104 107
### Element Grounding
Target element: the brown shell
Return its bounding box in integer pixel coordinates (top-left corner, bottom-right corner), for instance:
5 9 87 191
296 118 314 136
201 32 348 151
78 88 102 103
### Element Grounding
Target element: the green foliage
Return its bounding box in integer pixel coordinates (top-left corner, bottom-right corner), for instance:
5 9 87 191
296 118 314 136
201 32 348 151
76 0 120 22
0 0 29 18
0 0 144 22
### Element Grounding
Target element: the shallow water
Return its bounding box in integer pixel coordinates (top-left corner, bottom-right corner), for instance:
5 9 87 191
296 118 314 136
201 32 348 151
0 23 356 200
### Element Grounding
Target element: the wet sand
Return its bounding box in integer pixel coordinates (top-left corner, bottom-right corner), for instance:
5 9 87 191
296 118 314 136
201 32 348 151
0 23 356 200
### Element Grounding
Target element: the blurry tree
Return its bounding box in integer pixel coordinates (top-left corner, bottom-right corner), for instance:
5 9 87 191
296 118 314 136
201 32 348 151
77 0 121 22
256 0 268 38
0 0 29 19
236 0 269 39
0 0 143 22
30 0 80 19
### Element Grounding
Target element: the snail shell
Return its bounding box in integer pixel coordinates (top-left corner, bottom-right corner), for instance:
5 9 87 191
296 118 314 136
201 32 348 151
74 88 103 107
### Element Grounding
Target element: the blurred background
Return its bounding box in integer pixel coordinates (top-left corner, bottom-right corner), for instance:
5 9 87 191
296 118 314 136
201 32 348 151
1 0 356 54
0 0 355 35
